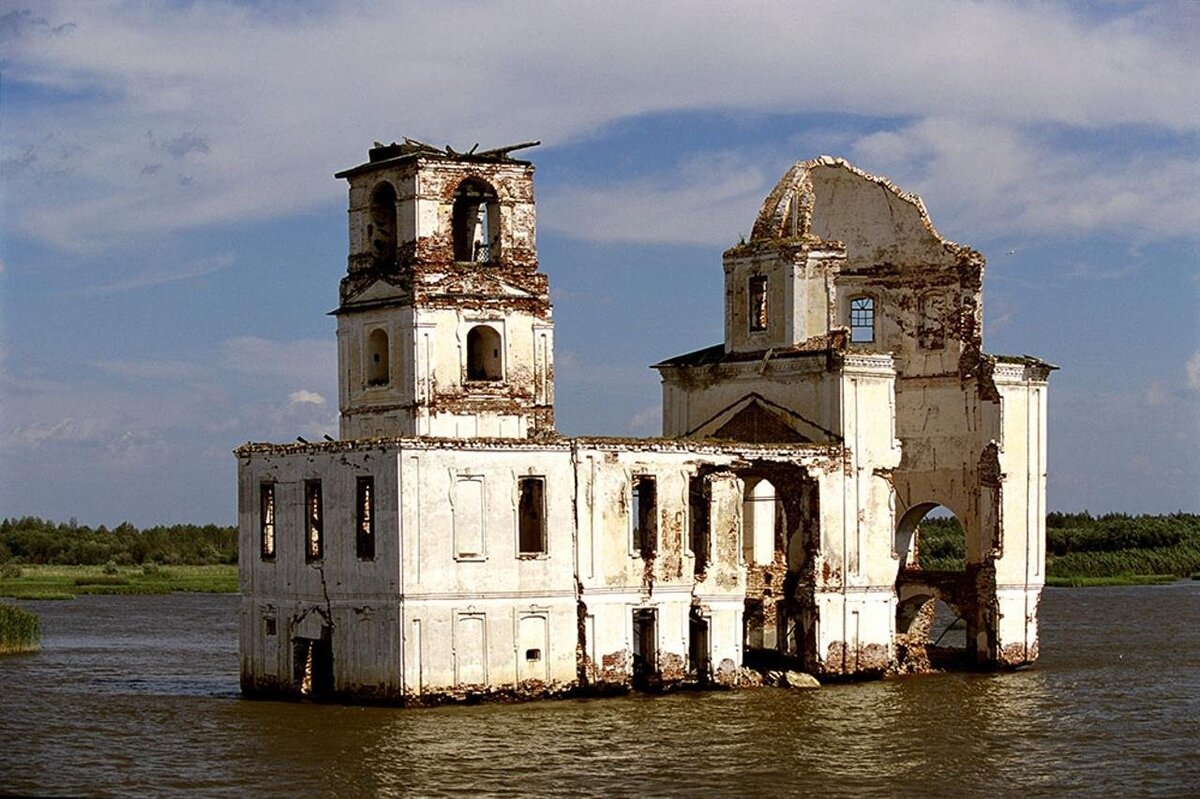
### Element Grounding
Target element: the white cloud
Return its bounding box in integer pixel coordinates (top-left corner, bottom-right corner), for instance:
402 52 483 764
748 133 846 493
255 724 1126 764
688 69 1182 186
851 118 1200 241
4 1 1197 251
1186 351 1200 391
288 389 325 405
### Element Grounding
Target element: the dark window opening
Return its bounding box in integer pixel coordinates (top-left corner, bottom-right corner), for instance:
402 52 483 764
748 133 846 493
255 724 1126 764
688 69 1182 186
744 599 765 653
518 477 546 555
466 325 503 381
367 328 389 386
632 476 657 558
749 275 768 332
850 296 875 343
305 479 323 562
356 476 375 560
264 617 277 636
689 476 710 575
259 482 276 560
452 179 499 263
525 648 541 661
369 182 397 269
689 607 710 683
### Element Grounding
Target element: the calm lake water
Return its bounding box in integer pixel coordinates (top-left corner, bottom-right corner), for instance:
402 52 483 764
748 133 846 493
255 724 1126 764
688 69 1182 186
1 584 1198 798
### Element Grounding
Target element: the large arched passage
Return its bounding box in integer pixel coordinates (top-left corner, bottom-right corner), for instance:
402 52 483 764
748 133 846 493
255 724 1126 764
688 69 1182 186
894 502 971 671
895 502 966 574
731 463 818 668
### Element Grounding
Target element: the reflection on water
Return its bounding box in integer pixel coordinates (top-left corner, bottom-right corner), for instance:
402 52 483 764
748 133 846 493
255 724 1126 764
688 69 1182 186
2 584 1198 797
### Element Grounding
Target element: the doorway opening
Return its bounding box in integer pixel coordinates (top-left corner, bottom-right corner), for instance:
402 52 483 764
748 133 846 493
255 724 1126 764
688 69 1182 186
632 608 658 690
688 607 710 684
293 630 333 699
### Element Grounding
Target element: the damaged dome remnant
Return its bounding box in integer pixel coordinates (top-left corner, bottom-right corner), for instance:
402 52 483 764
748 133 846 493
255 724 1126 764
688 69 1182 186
236 141 1054 705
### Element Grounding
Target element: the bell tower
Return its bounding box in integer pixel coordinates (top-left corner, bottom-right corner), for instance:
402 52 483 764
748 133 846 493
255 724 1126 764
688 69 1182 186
332 139 555 440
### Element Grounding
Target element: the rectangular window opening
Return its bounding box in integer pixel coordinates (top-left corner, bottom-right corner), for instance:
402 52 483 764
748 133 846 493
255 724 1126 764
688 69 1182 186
259 482 276 560
356 476 375 560
525 648 541 661
304 479 323 562
689 476 710 575
749 275 768 332
632 476 657 558
518 477 547 556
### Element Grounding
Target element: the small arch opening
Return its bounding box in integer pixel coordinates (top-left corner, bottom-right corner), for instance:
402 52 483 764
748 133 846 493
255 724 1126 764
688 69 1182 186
367 328 390 386
452 179 500 263
466 325 502 381
742 477 782 566
849 295 875 343
368 182 397 269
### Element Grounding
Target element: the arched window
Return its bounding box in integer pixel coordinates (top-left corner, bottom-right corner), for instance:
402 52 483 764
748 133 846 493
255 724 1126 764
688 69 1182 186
466 325 502 381
748 275 768 332
367 328 389 386
452 179 500 263
368 182 397 269
742 477 782 565
849 295 875 343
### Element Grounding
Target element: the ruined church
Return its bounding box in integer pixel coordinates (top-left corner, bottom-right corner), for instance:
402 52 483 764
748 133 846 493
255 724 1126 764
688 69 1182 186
236 139 1053 703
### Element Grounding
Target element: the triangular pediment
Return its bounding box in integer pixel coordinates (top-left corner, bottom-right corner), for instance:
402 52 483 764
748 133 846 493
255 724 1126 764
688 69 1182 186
349 278 407 304
337 275 409 311
688 393 838 444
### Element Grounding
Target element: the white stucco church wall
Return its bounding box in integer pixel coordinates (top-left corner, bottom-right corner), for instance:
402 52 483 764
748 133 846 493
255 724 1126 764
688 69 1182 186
236 140 1052 704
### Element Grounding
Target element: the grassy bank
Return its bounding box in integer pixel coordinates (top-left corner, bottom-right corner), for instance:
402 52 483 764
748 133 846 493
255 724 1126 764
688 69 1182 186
0 603 41 654
0 564 238 600
1045 574 1181 588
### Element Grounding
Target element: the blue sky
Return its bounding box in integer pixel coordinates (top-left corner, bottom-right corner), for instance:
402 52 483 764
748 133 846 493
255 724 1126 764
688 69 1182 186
2 0 1197 526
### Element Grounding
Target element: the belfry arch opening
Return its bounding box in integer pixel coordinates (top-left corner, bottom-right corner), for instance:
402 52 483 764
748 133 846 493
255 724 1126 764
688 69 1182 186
368 182 397 269
452 179 500 263
466 325 503 381
367 328 390 386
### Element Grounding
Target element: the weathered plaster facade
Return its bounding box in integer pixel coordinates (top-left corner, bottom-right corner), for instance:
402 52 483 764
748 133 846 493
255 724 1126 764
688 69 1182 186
237 143 1052 704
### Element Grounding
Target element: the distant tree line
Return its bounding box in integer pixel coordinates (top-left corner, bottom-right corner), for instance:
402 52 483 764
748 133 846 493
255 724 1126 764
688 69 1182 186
0 517 237 566
3 512 1198 576
919 512 1200 577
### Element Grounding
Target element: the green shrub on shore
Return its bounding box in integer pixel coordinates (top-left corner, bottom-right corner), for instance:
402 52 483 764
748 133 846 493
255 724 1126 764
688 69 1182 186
0 603 40 654
918 512 1200 583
